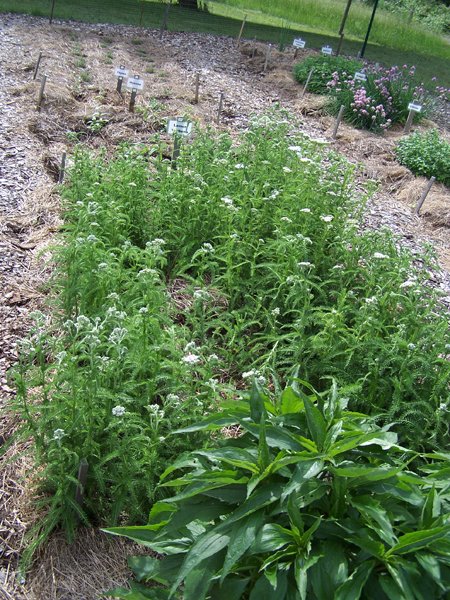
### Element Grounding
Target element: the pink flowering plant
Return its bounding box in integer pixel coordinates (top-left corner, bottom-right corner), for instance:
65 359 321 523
327 64 430 132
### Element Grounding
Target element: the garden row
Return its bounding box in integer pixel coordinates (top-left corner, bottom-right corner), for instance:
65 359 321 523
294 55 450 186
14 112 450 596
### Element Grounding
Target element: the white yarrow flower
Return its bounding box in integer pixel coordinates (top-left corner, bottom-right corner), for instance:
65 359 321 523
320 215 334 223
112 405 126 417
299 208 311 213
373 252 389 259
182 353 200 365
53 429 65 441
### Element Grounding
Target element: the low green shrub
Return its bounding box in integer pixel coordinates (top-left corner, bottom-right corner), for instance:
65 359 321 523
396 129 450 186
106 380 450 600
293 55 361 95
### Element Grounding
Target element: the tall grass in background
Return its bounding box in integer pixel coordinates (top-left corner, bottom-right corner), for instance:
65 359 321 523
215 0 450 57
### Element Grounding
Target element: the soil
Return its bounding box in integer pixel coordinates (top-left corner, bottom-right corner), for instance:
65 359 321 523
0 12 449 599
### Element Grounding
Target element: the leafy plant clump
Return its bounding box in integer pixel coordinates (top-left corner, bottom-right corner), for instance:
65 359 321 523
13 113 450 561
396 129 450 186
293 55 362 95
327 64 429 131
106 380 450 600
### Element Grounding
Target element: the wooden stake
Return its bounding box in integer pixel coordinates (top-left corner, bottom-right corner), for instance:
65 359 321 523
216 92 224 124
263 44 271 73
160 2 170 39
336 33 345 56
332 105 345 139
37 75 47 111
415 176 436 216
236 14 247 47
403 109 415 135
294 48 299 60
139 0 145 26
172 135 181 169
116 76 124 94
75 458 89 506
58 152 67 184
33 52 42 81
301 68 314 98
194 72 200 104
129 89 137 112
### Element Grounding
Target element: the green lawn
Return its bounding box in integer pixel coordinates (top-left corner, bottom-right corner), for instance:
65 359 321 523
1 0 449 85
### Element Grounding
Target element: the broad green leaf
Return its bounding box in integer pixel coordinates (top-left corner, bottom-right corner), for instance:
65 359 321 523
159 455 201 482
280 386 304 414
385 565 415 600
129 555 181 585
281 460 324 500
218 482 284 527
258 414 271 471
251 523 296 554
159 479 247 502
221 512 263 582
416 553 442 585
184 553 224 600
323 420 343 452
194 448 259 474
331 465 401 482
350 496 396 546
105 583 169 598
243 422 304 451
173 414 240 434
295 554 322 600
170 531 230 595
103 526 190 552
335 560 375 600
210 577 250 600
386 526 450 557
302 396 327 451
309 541 347 599
250 381 266 424
420 487 440 529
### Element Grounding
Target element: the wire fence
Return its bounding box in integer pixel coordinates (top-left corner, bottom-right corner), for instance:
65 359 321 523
7 0 372 58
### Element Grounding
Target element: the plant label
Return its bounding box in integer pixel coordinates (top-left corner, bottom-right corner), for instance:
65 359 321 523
321 46 332 55
127 75 144 91
115 66 129 78
354 71 367 82
167 117 193 136
408 102 422 112
293 38 306 49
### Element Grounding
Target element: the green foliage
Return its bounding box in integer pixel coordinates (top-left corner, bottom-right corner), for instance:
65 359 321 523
13 113 450 564
105 381 450 600
293 56 362 95
396 129 450 186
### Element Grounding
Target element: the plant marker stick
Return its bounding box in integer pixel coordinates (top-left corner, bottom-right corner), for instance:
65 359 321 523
217 92 224 124
415 176 436 216
336 32 345 56
117 75 123 93
301 68 314 98
172 134 181 170
129 89 137 112
194 73 200 104
75 458 89 506
33 52 42 81
236 14 247 47
403 109 414 134
332 105 345 140
139 0 145 26
263 44 271 73
37 75 47 111
58 152 67 184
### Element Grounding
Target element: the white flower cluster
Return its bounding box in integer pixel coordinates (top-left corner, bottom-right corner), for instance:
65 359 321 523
112 405 126 417
242 370 266 385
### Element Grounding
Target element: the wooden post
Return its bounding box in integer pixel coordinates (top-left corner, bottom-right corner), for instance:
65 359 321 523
139 0 145 26
37 75 47 111
193 72 200 104
336 33 345 56
403 109 414 134
160 2 170 39
129 89 137 112
116 76 124 94
263 44 271 73
236 14 247 47
75 459 89 506
217 92 224 124
58 152 67 184
49 0 56 24
33 52 42 81
301 68 314 98
415 177 436 216
172 135 181 169
332 105 345 139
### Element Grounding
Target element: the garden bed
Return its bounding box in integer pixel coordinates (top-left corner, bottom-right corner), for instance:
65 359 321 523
0 12 449 599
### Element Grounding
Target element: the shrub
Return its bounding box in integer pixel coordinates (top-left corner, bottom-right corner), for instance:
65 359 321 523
327 64 429 131
106 380 450 600
293 55 362 95
396 129 450 186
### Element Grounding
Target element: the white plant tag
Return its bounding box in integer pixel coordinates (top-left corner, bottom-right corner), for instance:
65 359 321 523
354 71 367 82
293 38 306 49
126 75 144 91
321 46 332 55
167 117 193 136
115 66 129 78
408 102 422 112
